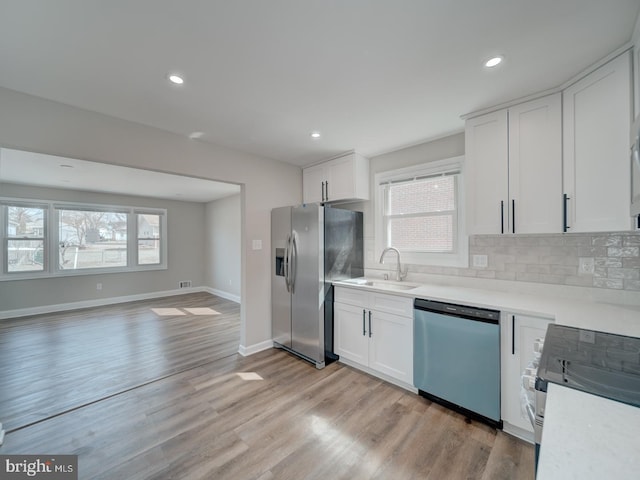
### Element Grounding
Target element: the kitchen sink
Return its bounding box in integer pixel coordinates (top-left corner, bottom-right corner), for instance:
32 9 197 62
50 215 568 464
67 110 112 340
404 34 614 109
339 278 419 291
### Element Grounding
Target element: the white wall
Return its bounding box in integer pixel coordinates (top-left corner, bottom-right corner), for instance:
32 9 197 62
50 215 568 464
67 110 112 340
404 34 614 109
0 86 302 352
0 182 206 309
345 132 466 268
205 194 241 301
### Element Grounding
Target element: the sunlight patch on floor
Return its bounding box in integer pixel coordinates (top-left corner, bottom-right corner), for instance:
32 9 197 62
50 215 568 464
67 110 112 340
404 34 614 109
236 372 264 381
151 307 221 316
151 308 186 316
184 307 220 315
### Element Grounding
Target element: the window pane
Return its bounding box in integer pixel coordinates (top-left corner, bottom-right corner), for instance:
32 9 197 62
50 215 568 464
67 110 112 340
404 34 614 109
8 206 44 237
58 209 128 269
7 239 44 272
137 214 160 265
388 176 455 215
388 215 454 252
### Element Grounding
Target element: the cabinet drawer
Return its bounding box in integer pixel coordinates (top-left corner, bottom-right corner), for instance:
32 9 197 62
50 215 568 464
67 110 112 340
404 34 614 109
334 287 413 317
334 286 368 307
370 293 412 317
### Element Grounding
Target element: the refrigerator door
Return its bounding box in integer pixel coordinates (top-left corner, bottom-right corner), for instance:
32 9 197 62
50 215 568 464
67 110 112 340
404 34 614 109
324 207 364 282
323 207 364 360
290 204 325 364
271 206 292 348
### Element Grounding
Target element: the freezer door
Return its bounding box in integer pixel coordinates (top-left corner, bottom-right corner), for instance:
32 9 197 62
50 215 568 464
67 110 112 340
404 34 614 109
324 207 364 282
271 206 292 348
291 204 325 363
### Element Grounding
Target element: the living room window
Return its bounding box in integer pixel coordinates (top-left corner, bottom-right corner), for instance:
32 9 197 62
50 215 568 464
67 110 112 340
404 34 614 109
5 203 47 273
137 213 161 265
375 156 467 267
1 198 167 280
57 207 129 270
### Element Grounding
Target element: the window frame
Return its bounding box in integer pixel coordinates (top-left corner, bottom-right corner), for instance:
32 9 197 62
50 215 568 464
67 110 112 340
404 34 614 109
0 197 167 281
375 156 468 268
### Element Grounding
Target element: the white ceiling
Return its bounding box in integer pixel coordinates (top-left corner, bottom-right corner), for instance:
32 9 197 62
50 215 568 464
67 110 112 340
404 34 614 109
0 148 240 203
0 1 639 168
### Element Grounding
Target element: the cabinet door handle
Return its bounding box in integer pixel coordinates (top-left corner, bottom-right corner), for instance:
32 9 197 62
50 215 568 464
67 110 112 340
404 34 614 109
500 201 505 234
362 309 366 336
368 310 372 338
321 181 326 202
511 315 516 355
511 199 516 234
563 194 570 232
325 181 329 201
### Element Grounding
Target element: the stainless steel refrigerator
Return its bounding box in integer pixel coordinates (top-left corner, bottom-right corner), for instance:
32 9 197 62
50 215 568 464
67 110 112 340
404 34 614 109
271 204 363 368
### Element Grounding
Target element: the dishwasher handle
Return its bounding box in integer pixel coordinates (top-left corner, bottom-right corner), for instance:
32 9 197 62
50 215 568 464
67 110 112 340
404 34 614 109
414 298 500 324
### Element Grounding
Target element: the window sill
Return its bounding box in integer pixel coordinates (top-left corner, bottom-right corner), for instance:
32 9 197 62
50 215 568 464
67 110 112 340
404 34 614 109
0 264 168 282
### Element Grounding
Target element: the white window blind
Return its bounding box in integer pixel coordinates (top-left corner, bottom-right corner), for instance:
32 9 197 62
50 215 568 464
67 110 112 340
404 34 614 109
382 172 459 253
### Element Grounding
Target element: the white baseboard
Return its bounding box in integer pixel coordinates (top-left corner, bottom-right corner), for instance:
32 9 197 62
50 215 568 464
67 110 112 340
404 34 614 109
0 286 220 320
502 422 535 444
338 357 418 394
201 286 241 304
238 340 274 357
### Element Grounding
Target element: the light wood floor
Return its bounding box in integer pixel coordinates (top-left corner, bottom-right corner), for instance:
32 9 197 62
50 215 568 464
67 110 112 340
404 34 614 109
0 292 534 479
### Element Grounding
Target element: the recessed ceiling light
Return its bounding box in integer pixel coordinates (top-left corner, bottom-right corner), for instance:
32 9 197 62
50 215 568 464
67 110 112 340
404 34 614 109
484 56 504 68
188 131 204 140
310 131 321 139
168 74 184 85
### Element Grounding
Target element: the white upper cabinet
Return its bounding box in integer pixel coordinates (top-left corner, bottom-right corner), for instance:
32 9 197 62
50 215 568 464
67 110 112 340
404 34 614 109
302 152 369 204
465 93 562 234
465 110 509 234
563 51 633 232
634 24 640 120
302 163 326 204
509 95 563 233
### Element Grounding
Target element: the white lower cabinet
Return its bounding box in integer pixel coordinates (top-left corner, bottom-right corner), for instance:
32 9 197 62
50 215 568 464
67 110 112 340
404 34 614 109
334 287 413 388
501 312 554 438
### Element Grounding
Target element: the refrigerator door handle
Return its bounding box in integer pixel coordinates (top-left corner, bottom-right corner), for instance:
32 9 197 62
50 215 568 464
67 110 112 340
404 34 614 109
290 232 298 294
284 234 291 292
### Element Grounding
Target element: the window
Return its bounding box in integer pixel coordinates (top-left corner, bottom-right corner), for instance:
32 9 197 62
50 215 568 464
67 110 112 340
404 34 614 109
137 213 161 265
5 204 46 273
1 198 167 280
375 156 467 267
57 208 128 270
384 175 457 253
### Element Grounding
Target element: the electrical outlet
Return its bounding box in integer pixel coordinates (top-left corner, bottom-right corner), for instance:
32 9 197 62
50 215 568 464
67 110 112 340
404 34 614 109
578 257 595 275
96 283 102 291
472 254 488 268
178 280 192 288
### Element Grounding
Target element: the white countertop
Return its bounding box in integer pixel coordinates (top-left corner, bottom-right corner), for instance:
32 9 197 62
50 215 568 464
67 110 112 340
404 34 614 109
334 278 640 337
537 384 640 480
334 277 640 478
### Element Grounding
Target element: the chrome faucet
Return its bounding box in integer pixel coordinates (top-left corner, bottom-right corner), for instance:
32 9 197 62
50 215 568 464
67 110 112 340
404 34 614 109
379 247 408 281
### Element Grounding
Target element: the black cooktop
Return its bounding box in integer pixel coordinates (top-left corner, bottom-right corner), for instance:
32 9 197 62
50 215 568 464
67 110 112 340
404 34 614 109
536 324 640 407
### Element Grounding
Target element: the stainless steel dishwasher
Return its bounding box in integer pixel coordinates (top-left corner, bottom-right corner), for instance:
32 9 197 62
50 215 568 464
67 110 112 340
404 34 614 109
414 298 502 428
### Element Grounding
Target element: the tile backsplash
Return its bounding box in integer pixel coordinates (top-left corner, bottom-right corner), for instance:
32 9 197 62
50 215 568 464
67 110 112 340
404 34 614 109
467 232 640 291
396 232 640 291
